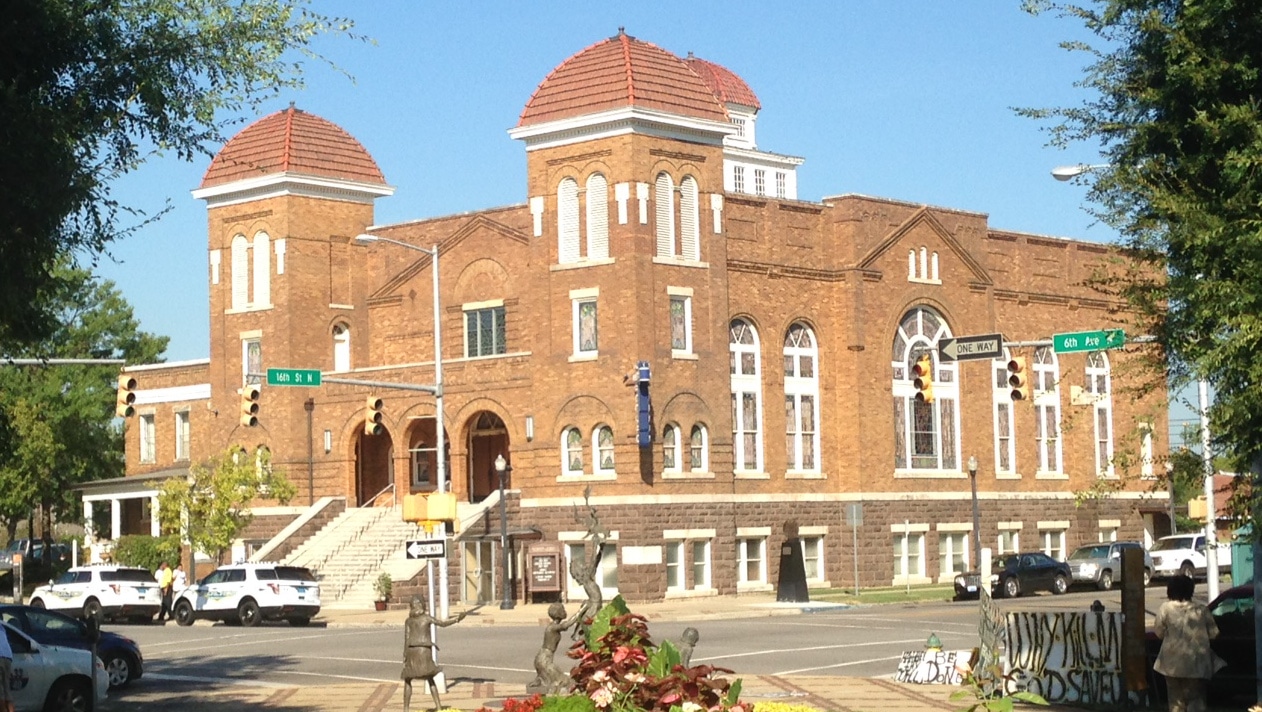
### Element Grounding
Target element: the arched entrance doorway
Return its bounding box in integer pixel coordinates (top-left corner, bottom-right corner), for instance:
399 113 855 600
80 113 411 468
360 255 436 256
404 417 450 494
356 428 394 506
466 411 508 503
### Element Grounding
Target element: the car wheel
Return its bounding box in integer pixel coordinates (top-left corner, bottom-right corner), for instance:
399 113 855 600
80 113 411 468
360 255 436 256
238 598 261 627
1179 561 1196 579
1144 568 1153 587
1052 574 1069 595
287 616 311 627
175 600 195 627
44 677 91 712
1004 577 1020 598
29 597 45 609
82 598 102 623
1097 570 1114 591
102 651 134 688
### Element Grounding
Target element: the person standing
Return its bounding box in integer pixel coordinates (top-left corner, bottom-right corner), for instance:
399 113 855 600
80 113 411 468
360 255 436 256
172 563 187 593
1153 574 1221 712
156 562 174 623
0 621 14 712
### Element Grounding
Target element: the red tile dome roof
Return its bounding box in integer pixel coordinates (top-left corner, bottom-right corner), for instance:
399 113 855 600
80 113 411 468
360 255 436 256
518 29 728 128
684 55 760 110
200 106 386 189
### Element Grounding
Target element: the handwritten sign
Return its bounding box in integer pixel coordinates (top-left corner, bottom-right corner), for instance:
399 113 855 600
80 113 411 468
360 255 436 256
894 650 973 685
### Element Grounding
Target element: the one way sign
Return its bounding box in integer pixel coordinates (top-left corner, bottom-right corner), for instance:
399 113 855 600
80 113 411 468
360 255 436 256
406 539 446 559
938 333 1004 362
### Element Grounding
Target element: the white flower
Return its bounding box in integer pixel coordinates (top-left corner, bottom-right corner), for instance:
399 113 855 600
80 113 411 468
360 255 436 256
681 703 703 712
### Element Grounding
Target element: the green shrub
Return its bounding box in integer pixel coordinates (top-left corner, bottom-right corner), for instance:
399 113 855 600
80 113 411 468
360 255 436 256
112 534 181 573
539 694 596 712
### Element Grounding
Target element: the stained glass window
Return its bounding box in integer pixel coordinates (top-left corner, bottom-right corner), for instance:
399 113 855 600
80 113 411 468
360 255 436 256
730 319 762 471
670 297 689 351
891 307 959 470
663 424 678 471
577 301 598 353
465 306 506 357
564 427 583 475
596 426 615 472
689 424 706 471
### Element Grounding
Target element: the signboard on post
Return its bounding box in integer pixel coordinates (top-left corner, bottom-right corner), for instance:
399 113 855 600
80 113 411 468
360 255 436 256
406 539 445 560
266 368 322 387
1052 329 1125 354
938 334 1004 362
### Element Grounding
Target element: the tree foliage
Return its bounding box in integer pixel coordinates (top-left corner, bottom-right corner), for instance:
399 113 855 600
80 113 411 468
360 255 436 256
0 0 356 346
157 447 297 567
1023 1 1262 473
0 264 167 540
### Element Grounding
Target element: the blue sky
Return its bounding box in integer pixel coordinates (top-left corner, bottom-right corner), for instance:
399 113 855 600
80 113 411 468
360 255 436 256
92 1 1199 441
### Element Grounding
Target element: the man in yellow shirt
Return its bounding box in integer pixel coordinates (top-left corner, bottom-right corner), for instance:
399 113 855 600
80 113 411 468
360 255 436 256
156 562 174 623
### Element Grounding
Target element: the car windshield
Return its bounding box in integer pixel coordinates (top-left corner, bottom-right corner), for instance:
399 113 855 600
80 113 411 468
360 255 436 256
1152 536 1197 552
1069 545 1110 560
101 569 156 583
254 567 316 582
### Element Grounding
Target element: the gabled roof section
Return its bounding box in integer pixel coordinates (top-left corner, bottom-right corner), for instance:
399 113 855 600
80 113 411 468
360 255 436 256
368 216 530 302
517 29 727 127
200 105 386 188
857 208 993 285
684 54 760 110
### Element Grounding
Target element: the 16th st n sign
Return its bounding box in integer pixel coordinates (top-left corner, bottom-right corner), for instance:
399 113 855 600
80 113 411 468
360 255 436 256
938 333 1004 362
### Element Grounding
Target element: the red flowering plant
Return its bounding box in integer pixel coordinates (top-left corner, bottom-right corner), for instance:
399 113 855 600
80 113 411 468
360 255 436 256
478 695 546 712
565 596 746 712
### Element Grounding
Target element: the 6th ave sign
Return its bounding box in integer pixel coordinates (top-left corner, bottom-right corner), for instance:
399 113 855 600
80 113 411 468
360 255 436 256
938 333 1004 362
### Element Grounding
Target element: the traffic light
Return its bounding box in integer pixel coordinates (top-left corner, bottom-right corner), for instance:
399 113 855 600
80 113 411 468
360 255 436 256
912 354 934 403
1007 356 1031 401
239 384 261 427
365 396 384 436
115 375 137 418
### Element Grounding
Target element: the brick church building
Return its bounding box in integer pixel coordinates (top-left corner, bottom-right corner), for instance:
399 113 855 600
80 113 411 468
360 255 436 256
91 30 1169 603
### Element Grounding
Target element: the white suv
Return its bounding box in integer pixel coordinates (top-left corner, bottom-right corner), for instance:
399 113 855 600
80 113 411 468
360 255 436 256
173 563 320 627
1150 533 1233 580
3 621 108 712
29 565 162 623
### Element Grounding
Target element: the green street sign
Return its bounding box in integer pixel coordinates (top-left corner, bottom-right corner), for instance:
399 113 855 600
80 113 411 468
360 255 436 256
266 368 322 387
1052 329 1125 354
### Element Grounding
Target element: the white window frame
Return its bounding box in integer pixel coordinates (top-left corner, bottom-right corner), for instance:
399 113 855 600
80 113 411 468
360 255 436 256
993 351 1017 476
332 323 351 372
997 528 1020 557
230 234 249 310
938 530 971 580
561 426 584 477
565 541 619 600
775 171 786 199
665 541 684 591
1033 347 1063 475
174 410 190 462
668 288 693 356
679 176 700 261
691 539 712 590
1040 526 1068 561
654 172 676 258
893 528 927 584
570 289 599 358
139 413 156 464
801 535 825 583
557 177 580 264
729 319 763 473
736 536 767 586
733 165 745 194
892 307 961 473
1140 423 1156 479
753 168 766 197
585 173 609 260
784 322 820 473
593 425 615 475
252 231 271 308
689 423 709 473
662 423 681 473
1086 352 1114 477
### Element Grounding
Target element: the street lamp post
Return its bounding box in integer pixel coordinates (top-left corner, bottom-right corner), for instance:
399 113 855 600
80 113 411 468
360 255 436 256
494 454 514 609
1165 461 1178 536
968 455 981 570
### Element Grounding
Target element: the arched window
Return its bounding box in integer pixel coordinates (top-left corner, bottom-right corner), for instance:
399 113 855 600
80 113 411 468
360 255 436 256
730 318 762 472
679 176 699 260
784 323 820 472
562 427 583 476
689 424 708 472
230 234 249 310
992 349 1016 475
1033 346 1062 473
585 173 609 260
891 307 959 471
252 231 271 307
1086 352 1113 477
332 323 351 372
908 250 916 280
662 423 681 472
594 425 615 474
655 173 676 258
557 178 580 264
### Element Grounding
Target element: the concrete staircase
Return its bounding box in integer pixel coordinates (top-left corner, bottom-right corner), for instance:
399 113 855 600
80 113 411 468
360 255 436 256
279 495 499 610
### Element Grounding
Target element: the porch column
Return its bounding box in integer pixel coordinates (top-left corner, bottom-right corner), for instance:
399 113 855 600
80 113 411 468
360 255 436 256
150 495 161 537
83 500 95 541
110 499 122 540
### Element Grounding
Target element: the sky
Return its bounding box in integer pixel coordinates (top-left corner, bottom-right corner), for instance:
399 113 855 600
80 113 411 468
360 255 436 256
91 1 1201 443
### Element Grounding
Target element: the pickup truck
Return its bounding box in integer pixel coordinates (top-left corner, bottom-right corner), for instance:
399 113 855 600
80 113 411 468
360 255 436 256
1150 533 1232 580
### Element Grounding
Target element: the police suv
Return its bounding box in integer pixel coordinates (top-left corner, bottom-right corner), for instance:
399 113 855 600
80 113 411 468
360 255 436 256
3 621 108 712
173 563 320 627
29 565 162 623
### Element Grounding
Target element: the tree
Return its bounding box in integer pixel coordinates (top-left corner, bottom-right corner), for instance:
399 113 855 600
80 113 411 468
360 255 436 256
1023 1 1262 496
0 0 357 346
157 447 297 579
0 264 167 539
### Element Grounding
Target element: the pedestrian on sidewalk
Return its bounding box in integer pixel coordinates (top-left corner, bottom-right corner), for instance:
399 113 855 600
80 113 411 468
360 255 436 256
173 563 187 593
156 562 174 622
1153 574 1223 712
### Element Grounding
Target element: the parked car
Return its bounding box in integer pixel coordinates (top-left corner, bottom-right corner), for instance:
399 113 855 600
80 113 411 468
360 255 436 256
953 552 1072 599
0 603 144 689
0 539 71 572
29 564 162 623
173 563 320 627
1066 541 1154 590
1150 533 1232 580
1146 583 1255 707
2 620 108 712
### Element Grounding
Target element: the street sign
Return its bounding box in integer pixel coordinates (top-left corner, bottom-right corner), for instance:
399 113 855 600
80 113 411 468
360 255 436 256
1052 329 1125 354
406 539 446 560
266 368 322 387
938 333 1004 362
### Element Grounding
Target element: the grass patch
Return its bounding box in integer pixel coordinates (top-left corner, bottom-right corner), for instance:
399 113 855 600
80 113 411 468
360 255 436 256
811 584 956 605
